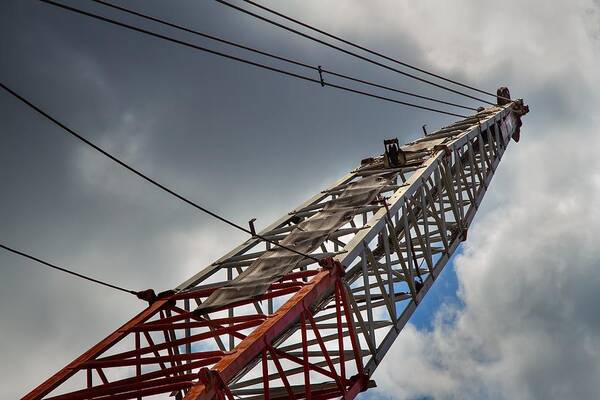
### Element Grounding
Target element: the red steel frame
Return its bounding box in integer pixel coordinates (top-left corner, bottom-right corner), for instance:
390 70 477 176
24 258 367 400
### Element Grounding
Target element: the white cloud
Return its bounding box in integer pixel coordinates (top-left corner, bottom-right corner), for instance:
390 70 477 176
289 0 600 111
374 131 600 399
302 0 600 398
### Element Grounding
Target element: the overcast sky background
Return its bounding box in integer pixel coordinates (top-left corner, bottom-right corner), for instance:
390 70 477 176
1 0 600 399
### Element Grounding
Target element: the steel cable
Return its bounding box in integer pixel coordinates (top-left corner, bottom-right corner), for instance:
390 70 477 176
90 0 477 112
0 81 320 262
0 243 138 295
239 0 510 101
39 0 469 118
214 0 500 106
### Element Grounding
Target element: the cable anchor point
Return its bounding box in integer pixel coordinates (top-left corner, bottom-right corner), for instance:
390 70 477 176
317 65 325 87
248 218 257 236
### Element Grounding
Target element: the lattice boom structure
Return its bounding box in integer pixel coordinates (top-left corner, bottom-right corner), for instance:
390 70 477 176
24 92 528 400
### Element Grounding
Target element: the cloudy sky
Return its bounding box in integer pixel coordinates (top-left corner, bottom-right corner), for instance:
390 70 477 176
1 0 600 399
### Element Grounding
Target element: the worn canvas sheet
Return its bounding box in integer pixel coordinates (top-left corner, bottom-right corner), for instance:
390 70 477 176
195 173 394 313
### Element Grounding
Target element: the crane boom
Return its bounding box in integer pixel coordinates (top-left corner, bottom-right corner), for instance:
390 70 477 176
24 89 528 400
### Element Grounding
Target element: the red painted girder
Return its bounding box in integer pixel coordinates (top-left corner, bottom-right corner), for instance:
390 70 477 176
184 260 345 400
23 298 170 400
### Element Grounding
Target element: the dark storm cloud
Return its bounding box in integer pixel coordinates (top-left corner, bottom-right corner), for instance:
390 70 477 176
1 1 474 397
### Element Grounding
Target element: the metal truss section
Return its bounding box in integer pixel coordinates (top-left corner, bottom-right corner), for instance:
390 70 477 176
24 97 528 400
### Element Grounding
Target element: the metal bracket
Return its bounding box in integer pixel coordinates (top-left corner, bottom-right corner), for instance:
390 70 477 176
318 65 325 87
248 218 257 236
